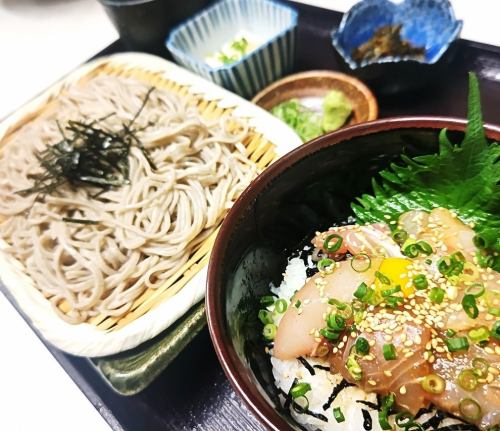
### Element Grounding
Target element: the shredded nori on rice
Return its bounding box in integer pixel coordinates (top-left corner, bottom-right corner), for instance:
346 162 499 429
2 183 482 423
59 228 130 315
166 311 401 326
297 357 316 376
322 378 355 410
361 409 373 430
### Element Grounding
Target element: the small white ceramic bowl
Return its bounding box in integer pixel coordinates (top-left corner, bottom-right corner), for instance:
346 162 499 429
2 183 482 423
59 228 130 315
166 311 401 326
166 0 298 99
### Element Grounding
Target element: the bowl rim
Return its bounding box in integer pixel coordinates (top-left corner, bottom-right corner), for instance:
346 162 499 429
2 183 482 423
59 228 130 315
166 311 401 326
251 69 379 121
206 116 500 431
330 0 463 70
165 0 298 74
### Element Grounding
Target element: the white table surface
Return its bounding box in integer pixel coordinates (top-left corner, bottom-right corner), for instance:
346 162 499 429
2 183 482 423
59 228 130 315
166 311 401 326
0 1 499 430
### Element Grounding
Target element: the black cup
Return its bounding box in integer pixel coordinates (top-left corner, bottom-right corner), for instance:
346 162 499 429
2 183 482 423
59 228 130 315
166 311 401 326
98 0 211 56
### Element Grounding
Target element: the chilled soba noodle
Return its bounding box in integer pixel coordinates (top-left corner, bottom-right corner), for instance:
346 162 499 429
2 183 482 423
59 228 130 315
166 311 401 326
0 74 258 323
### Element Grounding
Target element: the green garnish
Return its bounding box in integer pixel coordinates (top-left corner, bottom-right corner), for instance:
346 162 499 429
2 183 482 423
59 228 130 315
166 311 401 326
383 343 397 360
459 398 482 421
294 300 302 309
412 274 428 290
472 358 489 378
352 73 500 272
274 299 288 314
462 294 479 319
290 382 311 399
421 374 445 394
445 336 469 352
378 393 395 430
271 90 353 143
320 328 340 340
333 407 345 423
464 283 485 298
355 337 370 355
457 369 478 391
492 321 500 340
468 326 490 344
346 348 363 381
260 295 275 307
262 323 277 340
318 257 335 273
375 271 391 285
353 282 368 299
351 253 371 272
327 314 346 331
391 229 408 245
258 309 273 325
429 287 445 304
445 328 456 337
323 234 343 253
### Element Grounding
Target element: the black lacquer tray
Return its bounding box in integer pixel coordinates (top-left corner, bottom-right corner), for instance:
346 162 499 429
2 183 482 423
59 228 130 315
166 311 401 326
6 2 500 430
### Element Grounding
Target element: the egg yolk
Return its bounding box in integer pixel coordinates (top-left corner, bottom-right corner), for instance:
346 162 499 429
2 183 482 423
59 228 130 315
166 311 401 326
375 258 414 297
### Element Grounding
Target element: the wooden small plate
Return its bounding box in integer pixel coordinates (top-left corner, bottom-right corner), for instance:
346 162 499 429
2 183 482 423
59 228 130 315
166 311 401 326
251 70 378 128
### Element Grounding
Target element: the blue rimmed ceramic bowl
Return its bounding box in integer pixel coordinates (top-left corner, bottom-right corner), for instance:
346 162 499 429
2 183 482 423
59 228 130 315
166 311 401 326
166 0 298 99
331 0 463 94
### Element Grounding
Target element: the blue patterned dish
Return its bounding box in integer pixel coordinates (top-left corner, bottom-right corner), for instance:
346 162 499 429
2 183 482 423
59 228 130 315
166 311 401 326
331 0 462 93
166 0 298 99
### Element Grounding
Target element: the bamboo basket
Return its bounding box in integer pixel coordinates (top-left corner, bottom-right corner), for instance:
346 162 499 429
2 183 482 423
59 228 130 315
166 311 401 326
0 53 301 356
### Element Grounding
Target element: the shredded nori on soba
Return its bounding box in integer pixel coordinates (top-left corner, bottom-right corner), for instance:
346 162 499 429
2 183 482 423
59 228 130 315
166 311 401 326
297 357 315 376
415 404 436 420
322 378 355 410
361 409 373 430
17 87 156 199
62 217 99 225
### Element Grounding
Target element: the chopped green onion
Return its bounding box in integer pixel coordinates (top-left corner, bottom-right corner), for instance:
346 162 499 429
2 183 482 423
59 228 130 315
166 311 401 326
328 299 353 319
346 349 363 381
375 271 391 285
403 243 419 258
323 234 343 253
457 369 478 391
258 309 273 325
290 382 311 399
318 257 335 273
476 251 493 268
413 274 428 290
452 251 466 262
351 253 371 272
355 337 370 355
445 328 456 337
459 398 482 421
462 294 479 319
445 336 469 352
292 396 310 414
421 373 445 394
425 258 432 265
260 295 275 307
392 229 408 245
378 393 395 430
416 240 433 255
488 307 500 317
327 314 346 331
263 323 277 340
320 328 340 340
464 283 485 298
385 296 404 308
383 343 397 360
395 412 414 428
437 256 453 276
429 287 445 304
333 407 345 423
492 321 500 340
354 282 368 300
472 358 489 378
382 285 401 297
468 326 490 344
275 299 288 314
294 300 301 309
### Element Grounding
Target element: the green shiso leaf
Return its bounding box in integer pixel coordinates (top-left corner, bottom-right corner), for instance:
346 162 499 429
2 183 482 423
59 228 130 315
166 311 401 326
352 73 500 270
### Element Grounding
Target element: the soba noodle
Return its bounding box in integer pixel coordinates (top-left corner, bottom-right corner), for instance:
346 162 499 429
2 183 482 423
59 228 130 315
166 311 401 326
0 74 258 323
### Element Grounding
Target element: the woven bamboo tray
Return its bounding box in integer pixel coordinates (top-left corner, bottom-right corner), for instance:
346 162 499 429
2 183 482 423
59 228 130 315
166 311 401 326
0 53 301 357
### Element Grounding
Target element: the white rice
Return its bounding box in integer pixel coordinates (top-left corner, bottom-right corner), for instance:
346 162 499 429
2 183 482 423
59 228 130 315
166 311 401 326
268 258 462 431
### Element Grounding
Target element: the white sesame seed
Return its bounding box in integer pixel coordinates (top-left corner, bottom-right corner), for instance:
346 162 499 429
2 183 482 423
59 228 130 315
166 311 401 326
400 386 407 395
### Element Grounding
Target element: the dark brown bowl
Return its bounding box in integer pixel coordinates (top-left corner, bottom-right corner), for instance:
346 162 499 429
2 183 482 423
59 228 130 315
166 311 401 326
206 118 500 431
